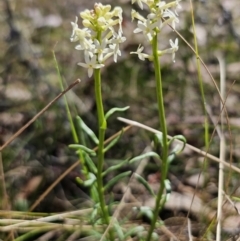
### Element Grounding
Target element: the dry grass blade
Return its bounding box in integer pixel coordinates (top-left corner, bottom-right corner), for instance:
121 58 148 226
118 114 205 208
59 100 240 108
0 79 81 152
117 117 240 174
0 209 92 232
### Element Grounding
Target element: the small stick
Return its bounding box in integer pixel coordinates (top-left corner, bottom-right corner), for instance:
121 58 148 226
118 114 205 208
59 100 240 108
0 79 81 151
117 117 240 174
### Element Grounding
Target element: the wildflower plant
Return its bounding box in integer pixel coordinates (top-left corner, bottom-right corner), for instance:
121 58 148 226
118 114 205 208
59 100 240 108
69 3 130 240
131 0 186 240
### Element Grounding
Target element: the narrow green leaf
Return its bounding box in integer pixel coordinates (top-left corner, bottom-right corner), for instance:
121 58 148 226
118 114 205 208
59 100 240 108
129 152 160 164
69 144 96 156
167 135 186 164
164 179 171 201
167 153 175 163
82 173 96 187
102 159 128 177
76 177 84 185
104 171 131 191
103 130 123 153
154 133 163 148
76 116 99 145
105 106 130 121
85 154 98 174
134 173 155 197
123 226 145 240
90 205 99 224
53 51 79 144
136 206 154 221
168 134 186 154
113 221 125 240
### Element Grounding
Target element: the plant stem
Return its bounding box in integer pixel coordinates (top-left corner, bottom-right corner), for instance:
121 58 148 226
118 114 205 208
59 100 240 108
146 35 169 241
94 69 112 239
190 0 209 170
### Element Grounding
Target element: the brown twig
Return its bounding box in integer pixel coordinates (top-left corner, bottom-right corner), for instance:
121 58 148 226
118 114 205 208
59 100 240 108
0 79 81 152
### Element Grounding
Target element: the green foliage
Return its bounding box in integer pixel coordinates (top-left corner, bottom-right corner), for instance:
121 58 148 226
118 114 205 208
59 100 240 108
69 144 96 156
103 129 123 153
105 106 130 121
104 171 131 191
76 116 99 145
134 173 155 197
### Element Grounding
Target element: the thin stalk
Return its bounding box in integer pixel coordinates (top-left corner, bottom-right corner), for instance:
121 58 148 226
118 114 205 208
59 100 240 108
146 35 169 241
216 53 226 241
190 0 209 167
94 69 112 240
53 51 79 143
53 52 93 200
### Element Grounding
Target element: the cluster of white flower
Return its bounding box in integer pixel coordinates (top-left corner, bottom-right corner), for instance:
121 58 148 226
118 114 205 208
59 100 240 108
70 3 126 77
131 0 181 62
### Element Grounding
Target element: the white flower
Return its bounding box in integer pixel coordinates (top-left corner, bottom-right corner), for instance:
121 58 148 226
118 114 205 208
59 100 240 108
70 17 79 42
160 38 179 62
162 9 179 30
93 39 110 62
159 0 182 16
70 17 92 49
75 37 94 51
78 51 104 77
147 13 163 29
131 0 147 10
131 9 145 22
113 7 123 33
130 45 150 61
156 1 167 14
174 0 182 16
109 31 126 62
133 18 159 42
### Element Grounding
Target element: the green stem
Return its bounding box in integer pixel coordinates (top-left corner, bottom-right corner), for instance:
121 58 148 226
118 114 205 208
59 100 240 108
190 0 209 170
94 69 113 239
146 35 169 241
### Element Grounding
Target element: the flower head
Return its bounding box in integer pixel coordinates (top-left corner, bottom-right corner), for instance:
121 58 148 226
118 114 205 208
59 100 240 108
131 0 181 62
70 4 125 77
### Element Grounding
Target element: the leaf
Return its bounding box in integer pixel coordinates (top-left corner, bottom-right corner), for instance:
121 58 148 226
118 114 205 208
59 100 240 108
136 206 154 221
76 116 99 145
154 133 164 149
102 159 128 177
164 179 171 201
105 106 130 121
134 173 155 197
103 130 123 153
82 173 96 187
85 154 98 174
104 171 131 191
123 226 145 240
167 135 186 163
129 152 160 164
76 176 84 185
168 134 186 154
69 144 96 156
113 221 125 240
